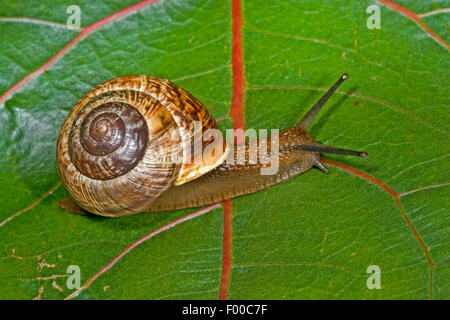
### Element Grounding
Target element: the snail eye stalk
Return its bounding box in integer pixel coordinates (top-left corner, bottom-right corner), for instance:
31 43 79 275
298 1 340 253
295 73 368 166
295 144 368 158
298 73 348 131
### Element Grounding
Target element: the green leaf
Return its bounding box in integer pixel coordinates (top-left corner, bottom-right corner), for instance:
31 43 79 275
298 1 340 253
0 0 448 300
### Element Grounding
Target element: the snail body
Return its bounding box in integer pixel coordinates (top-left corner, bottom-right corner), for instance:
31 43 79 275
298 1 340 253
57 74 366 217
147 125 320 212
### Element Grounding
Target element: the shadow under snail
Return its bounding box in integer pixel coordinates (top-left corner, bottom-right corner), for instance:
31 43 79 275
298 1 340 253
57 74 367 217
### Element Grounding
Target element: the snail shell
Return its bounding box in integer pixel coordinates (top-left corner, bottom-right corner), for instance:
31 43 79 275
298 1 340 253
57 75 229 216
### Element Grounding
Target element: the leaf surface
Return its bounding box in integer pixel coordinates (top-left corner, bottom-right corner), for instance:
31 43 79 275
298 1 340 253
0 0 448 299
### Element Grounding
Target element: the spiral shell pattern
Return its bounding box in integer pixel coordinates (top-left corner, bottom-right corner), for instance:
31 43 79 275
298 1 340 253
70 101 149 180
57 75 227 216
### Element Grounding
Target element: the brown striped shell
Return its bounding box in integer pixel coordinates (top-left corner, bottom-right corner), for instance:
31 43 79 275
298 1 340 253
57 75 229 216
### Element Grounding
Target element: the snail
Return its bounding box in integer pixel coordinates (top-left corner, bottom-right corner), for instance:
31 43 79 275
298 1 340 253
57 74 367 217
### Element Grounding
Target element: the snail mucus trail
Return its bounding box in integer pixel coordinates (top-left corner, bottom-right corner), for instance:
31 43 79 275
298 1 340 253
57 74 367 217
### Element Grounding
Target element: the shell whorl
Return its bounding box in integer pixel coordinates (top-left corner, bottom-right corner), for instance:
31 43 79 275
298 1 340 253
70 101 149 180
57 75 228 216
